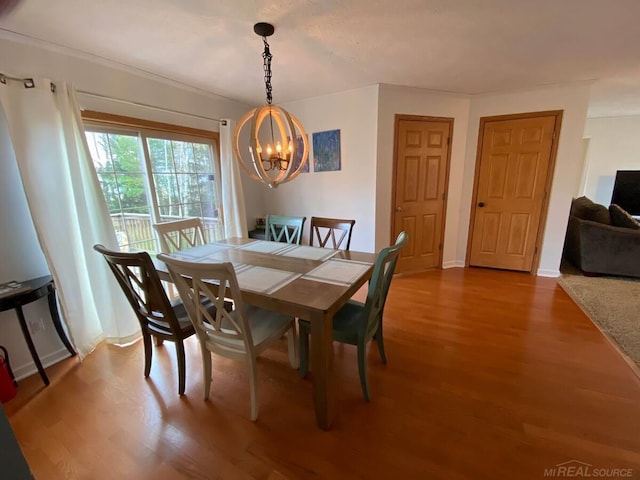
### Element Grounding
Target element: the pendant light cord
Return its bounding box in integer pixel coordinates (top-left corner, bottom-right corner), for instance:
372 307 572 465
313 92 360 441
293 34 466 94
262 36 273 105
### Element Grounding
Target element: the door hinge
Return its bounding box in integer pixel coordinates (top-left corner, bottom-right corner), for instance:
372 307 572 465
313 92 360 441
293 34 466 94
447 137 451 145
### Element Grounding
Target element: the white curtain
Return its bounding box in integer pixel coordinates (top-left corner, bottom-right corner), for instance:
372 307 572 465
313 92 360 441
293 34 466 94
0 77 139 358
220 119 248 238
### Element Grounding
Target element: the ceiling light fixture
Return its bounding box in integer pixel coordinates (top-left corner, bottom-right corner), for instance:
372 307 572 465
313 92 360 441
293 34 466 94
233 22 309 189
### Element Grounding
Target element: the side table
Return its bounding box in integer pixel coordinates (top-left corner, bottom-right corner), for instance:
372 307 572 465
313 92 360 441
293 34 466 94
248 228 266 240
0 275 76 386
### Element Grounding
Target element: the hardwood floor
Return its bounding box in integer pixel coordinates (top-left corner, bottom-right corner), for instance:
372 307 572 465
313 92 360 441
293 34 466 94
6 267 640 479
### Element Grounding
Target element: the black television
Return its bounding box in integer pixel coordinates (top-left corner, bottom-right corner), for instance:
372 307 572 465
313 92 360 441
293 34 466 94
611 170 640 216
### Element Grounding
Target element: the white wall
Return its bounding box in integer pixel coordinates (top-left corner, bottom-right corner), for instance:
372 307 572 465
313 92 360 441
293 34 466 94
583 115 640 205
462 83 592 276
377 85 471 266
0 36 258 379
263 85 380 253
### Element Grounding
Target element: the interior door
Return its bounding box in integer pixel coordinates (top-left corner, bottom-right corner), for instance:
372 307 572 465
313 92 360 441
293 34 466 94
392 116 452 273
468 113 559 272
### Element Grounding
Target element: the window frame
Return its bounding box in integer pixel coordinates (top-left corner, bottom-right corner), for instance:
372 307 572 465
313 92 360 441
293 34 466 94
82 110 223 252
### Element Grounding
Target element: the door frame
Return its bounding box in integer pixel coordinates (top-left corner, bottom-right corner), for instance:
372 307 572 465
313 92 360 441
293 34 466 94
465 110 563 274
391 114 454 270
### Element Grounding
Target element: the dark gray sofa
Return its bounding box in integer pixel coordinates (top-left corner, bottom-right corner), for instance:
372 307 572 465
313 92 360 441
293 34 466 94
563 196 640 278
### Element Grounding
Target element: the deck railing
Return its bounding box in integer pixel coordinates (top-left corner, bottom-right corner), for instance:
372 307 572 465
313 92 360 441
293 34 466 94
110 213 224 252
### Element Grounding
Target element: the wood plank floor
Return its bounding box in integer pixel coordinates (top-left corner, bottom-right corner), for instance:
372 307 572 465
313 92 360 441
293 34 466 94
6 267 640 479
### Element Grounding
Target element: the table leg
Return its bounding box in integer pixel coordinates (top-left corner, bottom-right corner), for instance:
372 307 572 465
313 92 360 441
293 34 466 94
46 284 76 356
310 310 336 430
15 306 49 386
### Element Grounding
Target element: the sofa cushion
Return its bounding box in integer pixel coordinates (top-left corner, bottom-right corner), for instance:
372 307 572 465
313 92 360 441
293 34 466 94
609 204 640 230
570 196 611 224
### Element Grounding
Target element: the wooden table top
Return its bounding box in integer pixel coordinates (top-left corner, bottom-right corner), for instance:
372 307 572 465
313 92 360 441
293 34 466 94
155 238 377 320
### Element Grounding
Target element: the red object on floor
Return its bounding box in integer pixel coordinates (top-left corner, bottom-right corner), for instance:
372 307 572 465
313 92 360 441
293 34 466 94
0 346 17 403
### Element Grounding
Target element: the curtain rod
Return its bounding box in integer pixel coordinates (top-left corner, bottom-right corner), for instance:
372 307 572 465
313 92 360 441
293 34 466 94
76 90 227 126
0 73 30 82
0 73 227 125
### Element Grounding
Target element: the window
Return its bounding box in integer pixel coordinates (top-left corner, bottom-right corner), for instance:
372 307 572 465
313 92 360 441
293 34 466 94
83 111 223 253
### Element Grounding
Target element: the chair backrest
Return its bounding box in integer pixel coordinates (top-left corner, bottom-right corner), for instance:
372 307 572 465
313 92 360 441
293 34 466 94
309 217 356 250
157 254 254 361
360 232 408 341
93 244 181 337
264 214 306 244
153 218 206 253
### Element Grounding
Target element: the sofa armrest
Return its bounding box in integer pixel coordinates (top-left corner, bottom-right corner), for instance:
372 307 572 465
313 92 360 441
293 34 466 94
575 218 640 276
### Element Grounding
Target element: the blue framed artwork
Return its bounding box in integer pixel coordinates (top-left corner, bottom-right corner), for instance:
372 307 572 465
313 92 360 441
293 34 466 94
290 134 309 173
313 129 341 172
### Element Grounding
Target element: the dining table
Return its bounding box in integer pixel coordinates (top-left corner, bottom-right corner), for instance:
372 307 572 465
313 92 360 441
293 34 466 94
155 237 377 430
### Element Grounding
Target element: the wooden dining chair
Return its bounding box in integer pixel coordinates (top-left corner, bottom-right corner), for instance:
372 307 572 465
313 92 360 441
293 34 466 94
309 217 356 250
153 217 206 253
298 231 408 401
264 214 306 244
93 244 200 396
158 254 299 421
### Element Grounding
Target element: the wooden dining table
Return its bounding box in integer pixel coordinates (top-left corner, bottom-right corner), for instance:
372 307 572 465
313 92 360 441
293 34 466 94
155 237 377 430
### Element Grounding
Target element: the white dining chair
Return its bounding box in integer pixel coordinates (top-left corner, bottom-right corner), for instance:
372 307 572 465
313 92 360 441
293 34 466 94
153 217 206 253
158 254 299 421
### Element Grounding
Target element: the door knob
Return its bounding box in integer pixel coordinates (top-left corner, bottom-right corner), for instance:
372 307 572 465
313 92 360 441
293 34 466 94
396 206 403 212
477 202 485 208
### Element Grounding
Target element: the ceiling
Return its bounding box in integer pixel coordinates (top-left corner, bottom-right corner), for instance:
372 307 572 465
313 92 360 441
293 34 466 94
1 0 640 117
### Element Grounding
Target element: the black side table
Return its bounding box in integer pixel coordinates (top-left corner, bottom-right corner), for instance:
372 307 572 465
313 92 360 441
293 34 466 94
0 275 76 386
248 228 266 240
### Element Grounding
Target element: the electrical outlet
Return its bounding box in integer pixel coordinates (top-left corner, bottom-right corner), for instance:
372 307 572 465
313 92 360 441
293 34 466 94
28 317 46 334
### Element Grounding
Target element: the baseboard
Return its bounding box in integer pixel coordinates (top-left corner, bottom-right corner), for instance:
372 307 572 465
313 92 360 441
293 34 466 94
443 260 465 269
536 268 560 277
12 348 72 381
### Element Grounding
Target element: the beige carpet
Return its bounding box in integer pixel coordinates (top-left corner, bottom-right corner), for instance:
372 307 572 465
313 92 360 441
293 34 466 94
557 262 640 370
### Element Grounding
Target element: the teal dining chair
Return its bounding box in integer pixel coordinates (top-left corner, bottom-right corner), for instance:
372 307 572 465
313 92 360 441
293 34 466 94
264 214 306 244
298 231 408 401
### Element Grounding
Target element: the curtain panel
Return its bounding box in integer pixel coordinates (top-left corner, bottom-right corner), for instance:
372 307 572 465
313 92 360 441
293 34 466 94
220 119 248 239
0 78 139 358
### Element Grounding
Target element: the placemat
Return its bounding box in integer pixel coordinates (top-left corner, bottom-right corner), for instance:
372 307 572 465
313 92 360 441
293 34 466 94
301 258 372 286
234 264 301 294
276 245 339 261
238 240 291 255
169 243 233 261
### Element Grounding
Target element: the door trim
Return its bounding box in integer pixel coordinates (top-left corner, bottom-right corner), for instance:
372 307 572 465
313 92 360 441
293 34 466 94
465 110 563 273
391 114 454 269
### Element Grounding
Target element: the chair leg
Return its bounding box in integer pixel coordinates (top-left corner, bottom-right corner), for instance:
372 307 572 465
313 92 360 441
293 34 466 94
375 318 387 365
299 323 310 378
142 332 152 378
357 343 371 402
154 336 164 346
202 346 212 400
287 323 299 369
248 357 258 421
176 339 186 396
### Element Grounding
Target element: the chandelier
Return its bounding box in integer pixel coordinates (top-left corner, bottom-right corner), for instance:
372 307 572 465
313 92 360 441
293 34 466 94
233 22 309 189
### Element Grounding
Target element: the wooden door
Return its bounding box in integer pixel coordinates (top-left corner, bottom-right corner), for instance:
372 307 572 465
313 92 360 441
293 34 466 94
392 115 452 273
468 113 560 272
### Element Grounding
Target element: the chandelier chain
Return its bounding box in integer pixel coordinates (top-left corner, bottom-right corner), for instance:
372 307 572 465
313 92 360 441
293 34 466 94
262 36 273 105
